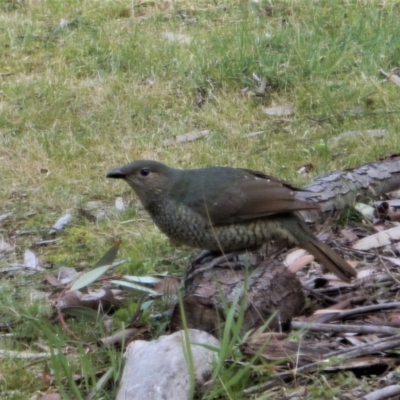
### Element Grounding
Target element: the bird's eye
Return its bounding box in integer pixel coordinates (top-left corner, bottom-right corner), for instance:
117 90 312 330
140 168 150 177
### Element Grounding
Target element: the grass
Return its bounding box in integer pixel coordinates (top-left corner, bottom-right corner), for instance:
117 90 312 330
1 0 400 398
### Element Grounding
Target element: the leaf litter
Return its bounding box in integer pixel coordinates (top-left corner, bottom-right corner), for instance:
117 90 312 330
3 175 400 398
48 213 71 235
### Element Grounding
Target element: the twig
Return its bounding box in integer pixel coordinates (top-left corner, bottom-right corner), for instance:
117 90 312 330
378 69 391 79
312 273 394 296
244 335 400 394
364 385 400 400
316 302 400 323
291 321 400 336
307 289 339 305
375 250 400 285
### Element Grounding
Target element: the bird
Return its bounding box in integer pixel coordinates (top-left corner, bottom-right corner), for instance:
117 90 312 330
107 160 357 282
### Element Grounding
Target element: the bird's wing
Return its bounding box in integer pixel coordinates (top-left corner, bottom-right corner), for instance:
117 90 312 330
193 170 320 224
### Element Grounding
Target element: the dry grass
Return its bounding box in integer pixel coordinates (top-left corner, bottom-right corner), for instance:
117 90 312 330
1 0 400 397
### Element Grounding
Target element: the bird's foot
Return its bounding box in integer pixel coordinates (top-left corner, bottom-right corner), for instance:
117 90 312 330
191 249 217 265
186 251 242 282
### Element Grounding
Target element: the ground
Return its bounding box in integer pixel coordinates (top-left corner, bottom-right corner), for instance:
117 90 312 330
1 1 400 398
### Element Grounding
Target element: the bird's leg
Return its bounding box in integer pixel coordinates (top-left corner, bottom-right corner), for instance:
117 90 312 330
186 250 243 282
191 249 217 265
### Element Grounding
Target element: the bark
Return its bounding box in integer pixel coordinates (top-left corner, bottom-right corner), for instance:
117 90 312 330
170 256 305 335
298 154 400 222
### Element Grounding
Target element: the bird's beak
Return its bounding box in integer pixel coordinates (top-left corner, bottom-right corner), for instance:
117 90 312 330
106 168 126 179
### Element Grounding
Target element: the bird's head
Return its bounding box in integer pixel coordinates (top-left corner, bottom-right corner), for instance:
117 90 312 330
107 160 173 207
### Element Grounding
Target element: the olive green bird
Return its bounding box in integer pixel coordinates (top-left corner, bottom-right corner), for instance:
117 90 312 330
107 160 357 282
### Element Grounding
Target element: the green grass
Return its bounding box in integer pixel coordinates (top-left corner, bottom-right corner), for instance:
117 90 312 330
1 0 400 397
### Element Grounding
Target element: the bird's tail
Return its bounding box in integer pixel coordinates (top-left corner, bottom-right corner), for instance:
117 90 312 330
300 239 357 282
278 214 358 282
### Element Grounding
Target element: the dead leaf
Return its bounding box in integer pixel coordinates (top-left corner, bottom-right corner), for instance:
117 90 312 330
86 200 105 209
241 87 256 97
37 393 62 400
352 226 400 250
387 312 400 323
262 103 294 116
388 73 400 87
287 254 315 273
341 229 359 242
87 367 115 400
98 327 149 347
388 189 400 200
161 31 192 44
296 163 314 175
24 249 43 270
255 78 267 97
57 266 79 284
0 211 13 222
29 289 50 301
242 332 334 366
334 129 387 143
59 288 123 311
379 67 400 86
45 274 64 287
243 130 264 138
0 239 13 254
161 130 210 147
382 256 400 267
115 197 125 211
284 248 308 266
59 18 69 29
356 267 381 279
49 213 71 234
355 203 375 220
